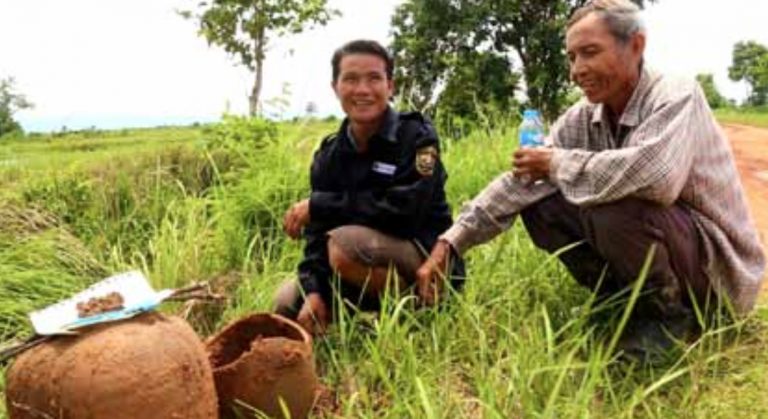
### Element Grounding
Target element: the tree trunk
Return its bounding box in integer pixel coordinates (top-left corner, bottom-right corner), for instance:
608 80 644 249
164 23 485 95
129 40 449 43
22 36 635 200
249 60 262 116
249 28 265 116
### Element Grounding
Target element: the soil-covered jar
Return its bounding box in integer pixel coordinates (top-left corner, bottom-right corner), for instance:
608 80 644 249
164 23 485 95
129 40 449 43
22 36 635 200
207 313 319 419
5 312 218 419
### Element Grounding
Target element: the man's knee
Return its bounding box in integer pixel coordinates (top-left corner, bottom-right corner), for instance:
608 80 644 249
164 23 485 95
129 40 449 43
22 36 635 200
581 197 651 227
521 193 582 252
327 234 359 278
326 225 414 294
579 198 702 287
521 201 551 250
326 224 419 277
580 198 663 246
326 225 386 286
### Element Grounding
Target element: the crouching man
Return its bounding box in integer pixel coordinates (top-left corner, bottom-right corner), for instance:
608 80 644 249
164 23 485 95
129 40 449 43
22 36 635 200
275 39 464 335
417 0 765 357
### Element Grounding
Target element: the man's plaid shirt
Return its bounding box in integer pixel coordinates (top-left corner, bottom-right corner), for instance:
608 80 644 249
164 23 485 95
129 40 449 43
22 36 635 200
442 67 766 313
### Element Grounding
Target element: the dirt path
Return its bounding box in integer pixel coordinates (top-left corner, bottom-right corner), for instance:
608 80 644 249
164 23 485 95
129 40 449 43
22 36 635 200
721 124 768 293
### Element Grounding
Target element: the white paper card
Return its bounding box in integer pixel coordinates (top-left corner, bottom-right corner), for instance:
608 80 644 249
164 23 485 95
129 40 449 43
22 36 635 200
29 271 170 335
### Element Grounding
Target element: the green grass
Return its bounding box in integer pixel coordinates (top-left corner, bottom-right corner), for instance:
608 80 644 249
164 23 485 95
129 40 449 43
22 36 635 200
714 107 768 128
1 118 767 418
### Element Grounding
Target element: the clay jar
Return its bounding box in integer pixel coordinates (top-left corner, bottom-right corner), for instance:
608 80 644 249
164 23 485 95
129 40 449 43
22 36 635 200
5 312 218 419
207 313 318 419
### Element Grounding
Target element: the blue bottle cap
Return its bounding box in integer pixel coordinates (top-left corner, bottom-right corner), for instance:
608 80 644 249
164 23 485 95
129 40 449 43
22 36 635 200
523 109 540 119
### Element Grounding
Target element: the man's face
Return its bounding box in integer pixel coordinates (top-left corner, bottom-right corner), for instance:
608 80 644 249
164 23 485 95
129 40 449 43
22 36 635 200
332 53 394 126
566 13 644 106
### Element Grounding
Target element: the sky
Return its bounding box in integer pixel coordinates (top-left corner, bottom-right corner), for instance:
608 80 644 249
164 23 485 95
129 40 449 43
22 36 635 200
1 0 767 132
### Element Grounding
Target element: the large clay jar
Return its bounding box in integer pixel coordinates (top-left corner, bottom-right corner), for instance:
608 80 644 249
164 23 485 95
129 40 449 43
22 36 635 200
5 312 218 419
207 313 318 419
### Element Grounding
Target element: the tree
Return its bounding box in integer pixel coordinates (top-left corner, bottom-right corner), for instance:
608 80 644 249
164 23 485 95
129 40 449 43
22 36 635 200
390 0 476 113
695 73 727 109
437 50 520 118
391 0 654 121
0 77 33 138
180 0 338 116
728 40 768 106
304 101 318 117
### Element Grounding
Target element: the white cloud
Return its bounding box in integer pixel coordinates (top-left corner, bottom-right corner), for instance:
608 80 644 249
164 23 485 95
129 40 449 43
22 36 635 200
0 0 765 131
0 0 401 131
1 0 249 130
643 0 768 101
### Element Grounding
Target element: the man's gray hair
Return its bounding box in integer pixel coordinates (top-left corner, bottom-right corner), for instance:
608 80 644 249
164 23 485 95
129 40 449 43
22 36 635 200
568 0 646 43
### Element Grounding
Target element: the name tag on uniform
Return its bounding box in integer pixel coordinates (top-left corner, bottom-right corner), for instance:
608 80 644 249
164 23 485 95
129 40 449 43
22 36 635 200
372 161 397 176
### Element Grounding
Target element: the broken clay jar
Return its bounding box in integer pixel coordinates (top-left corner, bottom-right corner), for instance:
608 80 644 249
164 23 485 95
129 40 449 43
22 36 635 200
207 313 318 419
5 312 218 419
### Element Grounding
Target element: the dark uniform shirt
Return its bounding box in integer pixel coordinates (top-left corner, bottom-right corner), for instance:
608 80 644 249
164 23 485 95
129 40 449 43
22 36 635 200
298 107 465 301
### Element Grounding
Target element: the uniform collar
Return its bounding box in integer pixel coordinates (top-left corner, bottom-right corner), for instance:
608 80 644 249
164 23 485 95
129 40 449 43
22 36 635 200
591 64 650 128
378 107 400 143
340 106 400 150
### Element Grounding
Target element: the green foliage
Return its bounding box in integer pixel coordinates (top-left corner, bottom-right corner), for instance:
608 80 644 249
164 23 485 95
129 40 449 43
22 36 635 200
205 113 278 157
1 118 768 418
729 40 768 106
16 138 229 266
180 0 338 114
714 106 768 128
391 0 653 122
211 140 308 271
390 0 475 112
0 205 107 342
492 1 576 121
436 51 520 124
696 73 728 109
0 77 33 138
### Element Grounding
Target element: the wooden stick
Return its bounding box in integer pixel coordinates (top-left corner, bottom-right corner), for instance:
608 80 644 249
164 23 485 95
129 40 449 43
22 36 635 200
0 335 51 364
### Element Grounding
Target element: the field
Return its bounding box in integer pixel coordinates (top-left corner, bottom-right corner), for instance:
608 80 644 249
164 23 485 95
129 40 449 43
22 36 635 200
714 107 768 129
1 117 767 418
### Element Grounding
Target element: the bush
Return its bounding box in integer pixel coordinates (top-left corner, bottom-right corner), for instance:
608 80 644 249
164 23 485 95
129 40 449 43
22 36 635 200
204 114 277 155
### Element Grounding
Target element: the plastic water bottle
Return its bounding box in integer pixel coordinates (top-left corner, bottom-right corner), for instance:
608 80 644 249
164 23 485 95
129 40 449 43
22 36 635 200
517 109 545 185
518 109 545 148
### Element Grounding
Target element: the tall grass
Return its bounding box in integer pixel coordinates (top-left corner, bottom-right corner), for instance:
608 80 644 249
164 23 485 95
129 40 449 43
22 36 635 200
0 205 108 341
0 118 766 418
714 107 768 128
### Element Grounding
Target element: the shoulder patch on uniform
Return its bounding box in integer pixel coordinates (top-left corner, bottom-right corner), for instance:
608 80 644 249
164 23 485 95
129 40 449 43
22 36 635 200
415 145 438 177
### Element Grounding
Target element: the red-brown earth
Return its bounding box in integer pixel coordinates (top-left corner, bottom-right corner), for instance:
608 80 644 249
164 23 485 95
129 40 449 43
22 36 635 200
723 124 768 294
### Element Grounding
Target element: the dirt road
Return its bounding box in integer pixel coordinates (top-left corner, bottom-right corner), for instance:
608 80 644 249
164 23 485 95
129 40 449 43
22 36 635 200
722 124 768 292
724 124 768 244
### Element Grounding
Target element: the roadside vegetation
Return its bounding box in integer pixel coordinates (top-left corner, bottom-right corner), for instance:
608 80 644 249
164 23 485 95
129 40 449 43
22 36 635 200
3 0 767 416
714 107 768 128
1 115 767 418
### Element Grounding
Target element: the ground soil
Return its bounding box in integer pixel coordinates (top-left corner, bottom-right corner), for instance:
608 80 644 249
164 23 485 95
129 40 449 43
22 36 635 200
723 124 768 294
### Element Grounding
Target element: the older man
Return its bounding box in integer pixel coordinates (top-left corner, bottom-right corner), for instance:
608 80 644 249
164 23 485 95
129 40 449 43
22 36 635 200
418 0 765 355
